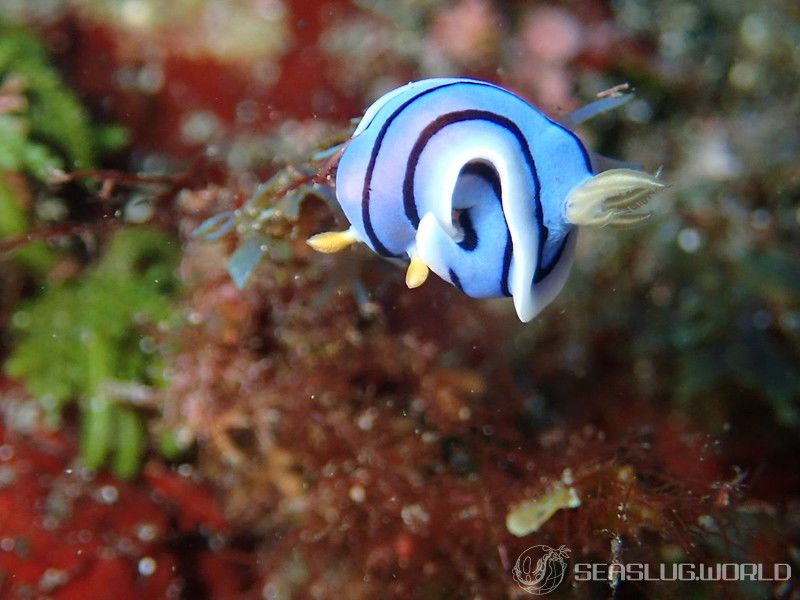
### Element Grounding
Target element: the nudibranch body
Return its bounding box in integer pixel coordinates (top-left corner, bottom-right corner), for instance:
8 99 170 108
308 78 664 321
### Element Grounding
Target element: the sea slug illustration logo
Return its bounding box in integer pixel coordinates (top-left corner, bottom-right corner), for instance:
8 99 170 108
512 545 571 595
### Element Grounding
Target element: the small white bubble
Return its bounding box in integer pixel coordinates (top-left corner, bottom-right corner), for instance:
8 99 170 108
181 111 222 145
98 485 119 505
349 484 366 503
36 197 68 222
142 153 169 174
781 311 800 331
139 336 157 353
11 311 31 329
740 13 770 51
208 534 226 551
729 61 758 90
626 99 653 123
38 568 68 591
257 0 286 21
136 523 158 542
0 537 15 552
0 467 16 487
401 504 430 528
121 0 152 27
357 408 378 431
138 63 165 94
124 195 155 224
561 468 574 485
677 228 702 253
0 445 13 461
78 465 96 481
235 99 259 124
138 556 157 576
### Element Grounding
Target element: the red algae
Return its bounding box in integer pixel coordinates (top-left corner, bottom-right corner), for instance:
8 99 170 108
0 386 253 599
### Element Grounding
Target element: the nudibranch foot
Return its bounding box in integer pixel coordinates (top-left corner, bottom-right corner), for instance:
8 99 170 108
565 168 665 228
306 227 360 254
405 253 430 289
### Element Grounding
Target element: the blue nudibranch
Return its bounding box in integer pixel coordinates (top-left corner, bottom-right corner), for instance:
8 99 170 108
308 78 664 321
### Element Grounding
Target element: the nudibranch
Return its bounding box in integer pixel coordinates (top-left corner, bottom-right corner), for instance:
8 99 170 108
308 78 664 322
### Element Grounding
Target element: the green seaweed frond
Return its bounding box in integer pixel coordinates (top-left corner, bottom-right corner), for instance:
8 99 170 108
0 23 128 176
0 23 127 271
5 226 180 477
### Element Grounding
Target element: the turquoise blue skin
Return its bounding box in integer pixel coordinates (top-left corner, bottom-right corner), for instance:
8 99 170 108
334 78 594 318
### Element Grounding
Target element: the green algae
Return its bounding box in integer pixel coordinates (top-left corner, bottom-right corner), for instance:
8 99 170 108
0 23 127 174
6 226 179 477
0 22 127 272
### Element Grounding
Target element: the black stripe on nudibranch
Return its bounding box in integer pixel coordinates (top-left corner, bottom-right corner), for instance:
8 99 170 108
360 80 505 257
454 162 496 252
458 161 511 296
501 232 512 297
448 268 464 292
456 210 478 251
402 109 548 288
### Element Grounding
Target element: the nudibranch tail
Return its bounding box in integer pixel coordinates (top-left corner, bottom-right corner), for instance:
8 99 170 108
564 168 665 228
306 227 360 253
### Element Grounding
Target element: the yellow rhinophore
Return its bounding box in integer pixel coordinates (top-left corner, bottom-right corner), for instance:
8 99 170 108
405 254 430 289
306 227 359 253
